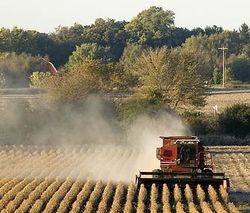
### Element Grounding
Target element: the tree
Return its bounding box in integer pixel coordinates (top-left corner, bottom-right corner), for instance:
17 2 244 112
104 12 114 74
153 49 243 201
169 48 206 109
119 43 146 87
52 23 85 45
124 6 175 47
239 23 250 46
182 31 241 81
182 35 215 80
0 27 54 56
31 59 127 102
0 28 11 52
29 71 51 88
82 18 127 61
49 23 85 66
68 43 113 67
204 25 223 36
241 44 250 59
0 27 61 66
30 61 103 102
228 54 250 82
213 68 221 84
170 27 192 47
191 27 205 36
130 47 206 110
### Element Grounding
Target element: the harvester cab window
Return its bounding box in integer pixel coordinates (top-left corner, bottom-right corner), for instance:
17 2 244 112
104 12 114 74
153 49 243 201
179 146 190 163
177 141 197 166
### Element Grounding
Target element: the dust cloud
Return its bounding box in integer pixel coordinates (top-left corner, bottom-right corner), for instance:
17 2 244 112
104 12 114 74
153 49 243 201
0 95 189 182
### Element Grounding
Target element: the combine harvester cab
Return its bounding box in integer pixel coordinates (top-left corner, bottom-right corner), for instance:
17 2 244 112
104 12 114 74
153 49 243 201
136 136 229 190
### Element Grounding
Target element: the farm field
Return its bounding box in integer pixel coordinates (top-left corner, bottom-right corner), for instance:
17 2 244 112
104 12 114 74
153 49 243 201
202 90 250 114
0 145 249 212
2 88 250 116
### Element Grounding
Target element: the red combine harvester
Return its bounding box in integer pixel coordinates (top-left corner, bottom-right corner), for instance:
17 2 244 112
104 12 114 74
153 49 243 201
136 136 229 189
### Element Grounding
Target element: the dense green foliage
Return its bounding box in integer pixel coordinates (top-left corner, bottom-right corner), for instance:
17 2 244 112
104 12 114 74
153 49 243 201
30 46 206 119
129 47 206 109
228 54 250 82
182 103 250 139
213 68 221 84
68 43 114 66
1 6 250 88
81 18 127 62
124 6 175 47
30 60 127 102
181 112 215 135
218 103 250 137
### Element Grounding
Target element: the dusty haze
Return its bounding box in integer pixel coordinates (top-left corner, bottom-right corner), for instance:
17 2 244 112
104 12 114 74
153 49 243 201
0 95 189 182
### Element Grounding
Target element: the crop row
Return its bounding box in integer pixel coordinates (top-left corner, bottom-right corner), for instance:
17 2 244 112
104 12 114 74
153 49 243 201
0 177 240 213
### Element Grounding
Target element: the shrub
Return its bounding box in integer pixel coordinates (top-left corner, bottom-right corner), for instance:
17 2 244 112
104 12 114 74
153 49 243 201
218 103 250 138
118 96 165 124
181 111 215 135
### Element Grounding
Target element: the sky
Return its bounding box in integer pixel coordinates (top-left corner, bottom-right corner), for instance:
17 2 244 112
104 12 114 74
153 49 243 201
0 0 249 33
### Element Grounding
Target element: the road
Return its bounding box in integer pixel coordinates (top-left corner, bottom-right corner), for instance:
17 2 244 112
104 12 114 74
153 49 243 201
207 88 250 94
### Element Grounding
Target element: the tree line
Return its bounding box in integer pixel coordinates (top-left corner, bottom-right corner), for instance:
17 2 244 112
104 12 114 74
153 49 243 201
0 7 250 112
0 7 223 67
0 6 250 88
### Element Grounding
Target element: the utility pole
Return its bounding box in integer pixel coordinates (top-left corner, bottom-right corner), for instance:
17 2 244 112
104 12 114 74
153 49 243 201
218 47 228 88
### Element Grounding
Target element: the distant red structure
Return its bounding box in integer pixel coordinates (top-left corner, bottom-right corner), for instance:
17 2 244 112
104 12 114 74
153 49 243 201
42 59 58 75
47 61 58 74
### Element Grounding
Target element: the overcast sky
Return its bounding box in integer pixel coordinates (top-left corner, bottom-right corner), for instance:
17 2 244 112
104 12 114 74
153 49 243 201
0 0 249 33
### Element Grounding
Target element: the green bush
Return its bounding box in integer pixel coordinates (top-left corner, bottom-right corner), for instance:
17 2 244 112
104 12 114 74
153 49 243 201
181 111 215 135
118 96 165 124
199 134 250 146
218 103 250 138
